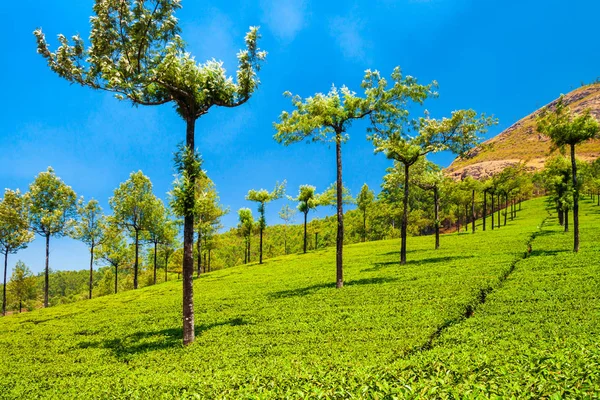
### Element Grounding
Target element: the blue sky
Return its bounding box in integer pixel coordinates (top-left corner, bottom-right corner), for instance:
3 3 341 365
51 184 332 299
1 0 599 274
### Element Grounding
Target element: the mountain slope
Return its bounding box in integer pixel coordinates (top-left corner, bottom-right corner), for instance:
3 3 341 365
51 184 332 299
447 84 600 179
0 198 599 398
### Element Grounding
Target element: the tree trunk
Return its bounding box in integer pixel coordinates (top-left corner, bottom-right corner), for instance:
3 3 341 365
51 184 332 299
401 163 410 265
259 226 263 264
483 191 487 231
114 264 118 294
471 189 476 233
315 232 319 249
464 205 469 232
497 194 501 228
197 227 202 276
335 131 344 287
244 239 247 264
44 234 50 308
558 204 564 225
570 144 580 252
434 186 440 250
208 249 212 272
491 193 494 230
504 196 508 226
303 211 308 254
182 118 196 346
89 244 94 300
248 237 251 263
2 250 7 316
165 253 169 283
153 242 157 285
564 207 569 232
133 230 139 290
19 300 22 313
363 209 367 242
456 203 460 233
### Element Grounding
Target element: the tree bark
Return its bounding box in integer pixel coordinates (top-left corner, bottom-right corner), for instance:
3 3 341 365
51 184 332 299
114 264 118 294
303 211 308 254
491 193 494 230
434 186 440 250
335 131 344 287
363 209 367 242
259 226 263 264
570 144 580 252
471 189 476 233
456 203 460 233
89 245 94 300
44 234 50 308
248 237 251 263
401 163 410 265
558 204 564 226
497 194 501 228
182 118 196 346
503 196 508 226
483 191 487 231
165 253 169 283
153 242 157 285
564 207 569 232
208 249 212 272
2 250 7 316
197 227 202 276
133 230 139 290
315 232 319 249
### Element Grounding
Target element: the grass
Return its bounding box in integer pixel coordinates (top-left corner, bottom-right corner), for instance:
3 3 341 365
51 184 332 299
0 197 598 398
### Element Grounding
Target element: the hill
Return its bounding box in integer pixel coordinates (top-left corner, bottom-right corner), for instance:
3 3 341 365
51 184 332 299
0 197 599 398
447 84 600 179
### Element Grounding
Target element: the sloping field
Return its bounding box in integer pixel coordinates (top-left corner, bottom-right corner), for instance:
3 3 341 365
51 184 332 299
0 197 598 398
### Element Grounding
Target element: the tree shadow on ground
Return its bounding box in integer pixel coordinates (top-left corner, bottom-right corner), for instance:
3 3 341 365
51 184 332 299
269 277 399 299
529 249 570 257
78 317 248 359
361 255 474 273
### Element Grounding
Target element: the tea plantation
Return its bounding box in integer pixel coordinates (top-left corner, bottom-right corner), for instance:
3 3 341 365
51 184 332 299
0 197 598 399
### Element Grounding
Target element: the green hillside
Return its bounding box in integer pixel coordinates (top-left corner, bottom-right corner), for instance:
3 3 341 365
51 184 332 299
1 197 599 398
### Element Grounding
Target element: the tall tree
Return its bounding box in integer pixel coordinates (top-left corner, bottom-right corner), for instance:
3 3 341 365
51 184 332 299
72 199 105 299
144 198 168 285
537 96 600 252
0 189 34 316
290 185 321 254
158 218 180 283
371 109 496 264
28 167 78 308
356 184 375 242
237 208 254 264
246 181 286 264
274 67 433 288
194 175 227 276
278 205 296 255
35 0 266 346
96 224 131 294
412 159 446 249
110 171 155 290
7 261 37 313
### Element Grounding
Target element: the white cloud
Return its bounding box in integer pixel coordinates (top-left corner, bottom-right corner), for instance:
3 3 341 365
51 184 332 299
261 0 307 42
329 14 371 63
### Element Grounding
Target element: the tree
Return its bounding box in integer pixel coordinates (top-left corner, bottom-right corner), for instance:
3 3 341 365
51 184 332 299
72 199 105 299
246 181 286 264
543 156 573 231
96 224 131 294
537 96 600 252
356 184 375 242
371 109 496 264
144 198 168 285
290 185 321 254
274 67 434 288
7 261 37 313
158 218 180 283
28 167 78 308
237 208 254 264
194 175 227 276
35 0 266 346
412 159 446 249
278 205 296 255
0 189 34 316
110 171 156 290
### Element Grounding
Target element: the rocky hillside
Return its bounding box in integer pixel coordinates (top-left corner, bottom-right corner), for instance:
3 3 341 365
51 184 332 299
446 84 600 179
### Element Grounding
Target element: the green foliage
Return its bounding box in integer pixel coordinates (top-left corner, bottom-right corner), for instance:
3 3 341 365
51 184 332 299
246 181 286 230
28 167 78 238
170 145 203 219
110 171 156 236
537 96 600 150
72 199 105 249
6 261 37 312
318 182 355 207
2 198 596 397
0 189 34 256
34 2 266 120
